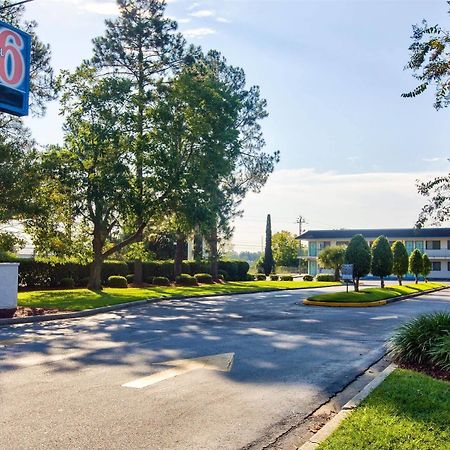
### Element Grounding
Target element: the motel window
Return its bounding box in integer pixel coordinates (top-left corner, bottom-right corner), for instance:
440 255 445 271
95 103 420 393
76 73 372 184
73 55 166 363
426 240 441 250
415 241 424 252
448 261 450 272
432 261 441 271
319 241 331 250
447 240 450 250
336 241 349 247
405 241 414 254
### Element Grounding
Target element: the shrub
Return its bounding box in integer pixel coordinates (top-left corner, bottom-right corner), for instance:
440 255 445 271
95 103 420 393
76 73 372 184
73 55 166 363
270 274 279 281
389 312 450 367
218 269 229 281
217 274 225 281
316 274 335 282
153 276 171 286
101 261 128 284
280 275 293 281
175 273 197 286
256 274 266 281
194 273 213 284
60 277 75 289
108 275 128 288
245 273 255 281
429 334 450 371
303 274 314 281
126 274 134 284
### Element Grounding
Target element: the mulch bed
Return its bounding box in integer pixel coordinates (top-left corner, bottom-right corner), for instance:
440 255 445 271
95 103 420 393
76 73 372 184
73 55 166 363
399 362 450 382
13 306 66 318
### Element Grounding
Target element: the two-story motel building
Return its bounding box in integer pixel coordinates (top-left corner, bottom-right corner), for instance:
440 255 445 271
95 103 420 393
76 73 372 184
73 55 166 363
298 228 450 280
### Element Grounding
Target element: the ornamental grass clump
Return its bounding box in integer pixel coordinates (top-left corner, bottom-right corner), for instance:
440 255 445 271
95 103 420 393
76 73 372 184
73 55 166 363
389 312 450 370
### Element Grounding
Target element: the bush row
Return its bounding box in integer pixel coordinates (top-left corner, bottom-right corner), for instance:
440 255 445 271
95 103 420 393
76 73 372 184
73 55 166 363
10 258 250 288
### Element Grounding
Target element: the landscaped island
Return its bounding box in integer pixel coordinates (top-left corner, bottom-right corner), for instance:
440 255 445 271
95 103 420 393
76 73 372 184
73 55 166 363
305 282 446 306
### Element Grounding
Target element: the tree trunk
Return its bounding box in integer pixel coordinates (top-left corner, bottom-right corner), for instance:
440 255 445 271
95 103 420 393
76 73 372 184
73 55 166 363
354 277 359 292
133 227 144 285
208 226 219 281
381 277 385 288
334 267 340 282
88 228 104 291
174 234 185 278
398 276 402 286
415 275 418 284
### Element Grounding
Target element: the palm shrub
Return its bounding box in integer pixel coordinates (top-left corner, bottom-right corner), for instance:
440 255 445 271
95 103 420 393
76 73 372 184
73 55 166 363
391 241 408 285
317 246 345 281
409 249 423 284
371 236 393 288
429 334 450 371
389 312 450 368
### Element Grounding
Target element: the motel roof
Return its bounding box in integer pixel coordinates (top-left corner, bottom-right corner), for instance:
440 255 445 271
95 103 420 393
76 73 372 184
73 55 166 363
298 228 450 240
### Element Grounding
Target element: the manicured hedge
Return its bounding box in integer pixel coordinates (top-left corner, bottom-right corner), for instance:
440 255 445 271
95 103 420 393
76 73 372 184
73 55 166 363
280 275 293 281
315 274 335 282
303 274 314 281
108 276 128 288
7 257 250 289
176 273 197 286
194 273 214 284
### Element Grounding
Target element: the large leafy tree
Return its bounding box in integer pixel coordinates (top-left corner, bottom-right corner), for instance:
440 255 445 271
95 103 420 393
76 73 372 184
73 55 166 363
272 231 299 267
345 234 371 292
391 241 409 286
91 0 186 283
0 1 54 228
409 249 424 284
371 236 393 288
318 246 346 281
403 3 450 226
30 66 135 289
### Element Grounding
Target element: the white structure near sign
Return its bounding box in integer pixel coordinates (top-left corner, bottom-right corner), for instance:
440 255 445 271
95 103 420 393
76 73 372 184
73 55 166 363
0 263 19 318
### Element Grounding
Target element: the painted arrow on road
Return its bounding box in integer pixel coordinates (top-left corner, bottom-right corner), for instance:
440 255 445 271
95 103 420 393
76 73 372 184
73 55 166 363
122 352 235 389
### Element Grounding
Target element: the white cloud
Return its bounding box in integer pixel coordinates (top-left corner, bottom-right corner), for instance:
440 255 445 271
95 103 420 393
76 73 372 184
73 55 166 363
183 27 216 38
189 9 216 18
423 157 445 163
231 168 446 252
216 17 231 23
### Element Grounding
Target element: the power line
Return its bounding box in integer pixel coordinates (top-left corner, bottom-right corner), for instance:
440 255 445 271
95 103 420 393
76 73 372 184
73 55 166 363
0 0 34 11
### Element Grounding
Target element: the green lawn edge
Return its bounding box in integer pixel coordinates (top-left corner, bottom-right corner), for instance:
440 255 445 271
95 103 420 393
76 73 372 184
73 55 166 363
308 283 446 304
319 368 450 450
18 281 340 311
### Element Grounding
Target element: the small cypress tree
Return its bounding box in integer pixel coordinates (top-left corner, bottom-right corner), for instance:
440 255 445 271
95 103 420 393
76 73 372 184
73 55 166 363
409 249 423 284
263 214 274 276
371 236 393 288
421 254 432 282
391 241 409 286
345 234 371 292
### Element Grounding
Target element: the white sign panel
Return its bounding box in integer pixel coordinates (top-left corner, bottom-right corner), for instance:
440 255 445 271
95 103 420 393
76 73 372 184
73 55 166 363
341 264 353 281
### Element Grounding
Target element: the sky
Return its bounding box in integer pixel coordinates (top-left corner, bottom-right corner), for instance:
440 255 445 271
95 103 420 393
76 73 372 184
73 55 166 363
20 0 450 253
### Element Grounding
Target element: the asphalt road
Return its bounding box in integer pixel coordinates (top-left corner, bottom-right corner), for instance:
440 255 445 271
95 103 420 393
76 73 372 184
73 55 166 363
1 284 450 450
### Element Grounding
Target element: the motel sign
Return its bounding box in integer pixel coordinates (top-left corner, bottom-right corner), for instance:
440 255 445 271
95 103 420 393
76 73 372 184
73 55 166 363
0 20 31 116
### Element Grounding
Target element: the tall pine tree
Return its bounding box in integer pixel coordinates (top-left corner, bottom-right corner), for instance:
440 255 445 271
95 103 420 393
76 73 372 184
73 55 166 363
263 214 274 276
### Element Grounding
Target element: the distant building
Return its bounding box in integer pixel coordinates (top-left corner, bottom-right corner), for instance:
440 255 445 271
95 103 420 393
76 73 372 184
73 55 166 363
298 228 450 280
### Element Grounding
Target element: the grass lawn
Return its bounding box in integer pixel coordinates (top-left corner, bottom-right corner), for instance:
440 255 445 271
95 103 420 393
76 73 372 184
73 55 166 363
319 369 450 450
308 283 445 304
17 281 338 311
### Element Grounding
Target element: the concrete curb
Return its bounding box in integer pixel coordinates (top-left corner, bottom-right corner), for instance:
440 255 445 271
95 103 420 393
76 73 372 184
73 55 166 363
300 363 398 449
303 285 449 308
0 283 341 327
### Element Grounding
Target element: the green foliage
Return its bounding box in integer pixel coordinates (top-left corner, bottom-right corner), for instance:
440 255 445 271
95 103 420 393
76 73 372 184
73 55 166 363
422 254 432 278
391 241 409 283
303 274 314 281
60 277 75 289
152 276 171 286
389 312 450 369
270 274 279 281
371 236 393 285
315 274 336 282
272 231 298 267
345 234 371 290
175 274 197 286
409 249 423 281
194 273 214 284
218 269 229 281
0 232 25 253
108 276 128 289
318 246 346 281
280 275 294 281
126 274 135 284
256 274 266 281
429 334 450 371
264 214 275 276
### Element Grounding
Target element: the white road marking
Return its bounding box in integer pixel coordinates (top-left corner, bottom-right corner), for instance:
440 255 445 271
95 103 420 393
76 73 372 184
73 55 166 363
122 352 235 389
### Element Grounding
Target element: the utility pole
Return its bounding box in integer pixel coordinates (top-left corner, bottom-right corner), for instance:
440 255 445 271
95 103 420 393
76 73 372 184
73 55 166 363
296 215 307 274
